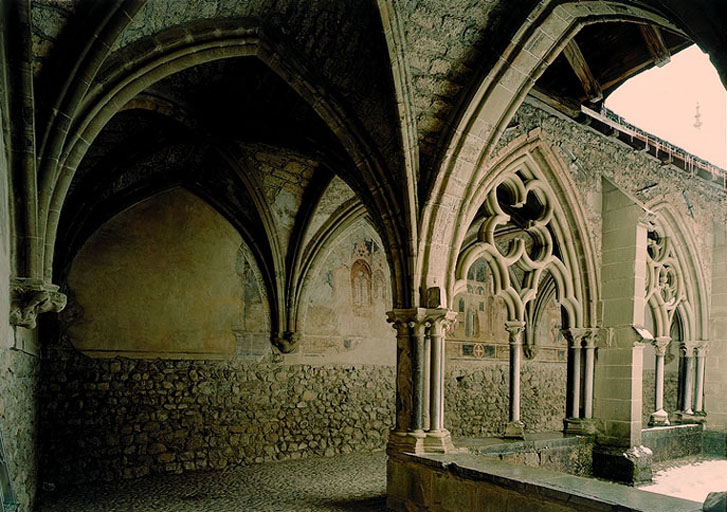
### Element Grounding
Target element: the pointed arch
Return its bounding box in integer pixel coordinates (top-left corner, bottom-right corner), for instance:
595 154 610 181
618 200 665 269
418 0 686 302
645 200 709 342
450 130 598 333
38 19 412 311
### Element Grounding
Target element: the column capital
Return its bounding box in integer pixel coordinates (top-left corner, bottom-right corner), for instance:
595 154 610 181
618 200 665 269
695 340 710 355
386 308 429 333
505 320 526 345
679 339 700 354
386 308 458 335
561 327 589 347
10 277 67 329
652 336 671 356
425 308 458 336
583 328 599 349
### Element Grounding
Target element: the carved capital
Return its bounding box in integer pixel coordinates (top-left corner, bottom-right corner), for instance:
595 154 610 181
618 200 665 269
679 339 700 356
10 278 67 329
696 340 709 357
426 308 458 336
582 328 599 349
653 336 671 356
386 308 456 337
504 320 526 345
561 327 589 348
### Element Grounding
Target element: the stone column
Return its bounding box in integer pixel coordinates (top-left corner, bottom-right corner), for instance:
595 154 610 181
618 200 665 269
564 328 585 417
678 341 698 417
504 320 526 438
424 309 457 452
583 329 597 420
694 342 708 415
386 309 429 454
649 336 671 426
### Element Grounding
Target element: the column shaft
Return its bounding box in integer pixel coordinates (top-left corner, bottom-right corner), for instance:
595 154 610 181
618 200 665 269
683 353 695 415
411 324 427 431
423 333 431 431
429 331 444 432
654 353 665 412
510 341 521 422
583 342 595 418
694 350 706 413
571 343 582 418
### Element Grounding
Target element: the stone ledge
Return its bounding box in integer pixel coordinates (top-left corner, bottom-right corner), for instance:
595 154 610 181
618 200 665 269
389 452 702 512
642 424 703 463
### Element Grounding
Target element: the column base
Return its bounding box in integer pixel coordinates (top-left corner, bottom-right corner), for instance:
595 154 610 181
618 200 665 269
503 420 525 439
592 445 653 485
673 411 706 424
563 417 597 435
648 409 670 426
423 430 456 453
386 430 427 455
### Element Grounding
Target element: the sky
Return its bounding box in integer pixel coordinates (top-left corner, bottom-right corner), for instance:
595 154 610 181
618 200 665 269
605 44 727 169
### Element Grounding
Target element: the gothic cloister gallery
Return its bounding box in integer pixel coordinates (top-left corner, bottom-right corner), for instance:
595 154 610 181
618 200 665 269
0 0 726 510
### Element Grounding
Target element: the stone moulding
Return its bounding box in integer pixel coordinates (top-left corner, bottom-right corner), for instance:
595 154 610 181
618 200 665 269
9 278 66 329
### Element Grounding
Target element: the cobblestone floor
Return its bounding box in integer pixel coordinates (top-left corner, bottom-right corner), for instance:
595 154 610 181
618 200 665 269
37 452 388 512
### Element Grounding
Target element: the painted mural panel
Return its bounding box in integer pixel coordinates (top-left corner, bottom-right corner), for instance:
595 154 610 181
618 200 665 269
448 257 565 363
300 219 394 366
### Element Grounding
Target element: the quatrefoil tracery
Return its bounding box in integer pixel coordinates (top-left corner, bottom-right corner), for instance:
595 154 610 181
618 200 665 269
455 172 579 326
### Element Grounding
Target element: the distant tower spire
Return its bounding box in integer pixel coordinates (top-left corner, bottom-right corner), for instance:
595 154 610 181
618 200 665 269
693 101 702 130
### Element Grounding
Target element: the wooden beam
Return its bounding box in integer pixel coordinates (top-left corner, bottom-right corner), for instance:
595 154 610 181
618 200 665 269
563 39 603 103
639 24 671 67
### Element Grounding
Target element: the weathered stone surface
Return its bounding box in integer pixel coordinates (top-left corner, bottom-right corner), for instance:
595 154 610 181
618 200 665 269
703 492 727 512
446 362 567 437
0 348 39 511
39 353 395 486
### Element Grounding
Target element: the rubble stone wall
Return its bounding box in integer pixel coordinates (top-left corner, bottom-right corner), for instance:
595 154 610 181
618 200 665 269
446 361 567 437
39 352 394 485
0 349 39 510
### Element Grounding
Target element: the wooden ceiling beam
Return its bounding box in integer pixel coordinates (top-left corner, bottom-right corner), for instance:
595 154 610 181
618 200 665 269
639 24 671 67
563 39 603 103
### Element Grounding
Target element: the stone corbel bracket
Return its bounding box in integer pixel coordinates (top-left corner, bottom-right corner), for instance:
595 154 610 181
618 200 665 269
272 331 301 353
10 278 67 329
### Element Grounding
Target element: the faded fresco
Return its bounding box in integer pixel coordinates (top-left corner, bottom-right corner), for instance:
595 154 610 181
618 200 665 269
448 257 565 363
299 219 394 366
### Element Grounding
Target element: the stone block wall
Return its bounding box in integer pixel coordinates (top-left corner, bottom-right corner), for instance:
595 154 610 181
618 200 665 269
446 361 566 437
39 349 394 486
0 348 39 510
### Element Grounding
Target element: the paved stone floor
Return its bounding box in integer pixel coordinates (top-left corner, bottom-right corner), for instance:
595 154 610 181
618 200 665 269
639 457 727 503
37 452 388 512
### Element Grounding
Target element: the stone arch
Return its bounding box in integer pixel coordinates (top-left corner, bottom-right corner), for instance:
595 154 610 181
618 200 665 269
290 199 367 336
451 130 598 332
419 1 686 301
644 202 709 343
37 19 412 310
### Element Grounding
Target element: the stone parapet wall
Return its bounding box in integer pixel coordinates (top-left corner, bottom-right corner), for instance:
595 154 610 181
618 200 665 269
39 351 394 486
0 347 39 510
446 361 566 437
641 424 703 463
